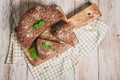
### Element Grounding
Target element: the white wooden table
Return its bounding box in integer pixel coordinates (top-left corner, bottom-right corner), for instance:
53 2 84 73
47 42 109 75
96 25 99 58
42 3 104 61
0 0 120 80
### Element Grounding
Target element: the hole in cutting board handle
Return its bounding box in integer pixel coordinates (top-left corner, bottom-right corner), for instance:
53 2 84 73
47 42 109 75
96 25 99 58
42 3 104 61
88 12 91 15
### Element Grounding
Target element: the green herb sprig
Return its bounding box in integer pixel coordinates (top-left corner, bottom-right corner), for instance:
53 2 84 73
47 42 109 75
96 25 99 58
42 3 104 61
28 46 39 59
42 42 54 51
33 20 45 30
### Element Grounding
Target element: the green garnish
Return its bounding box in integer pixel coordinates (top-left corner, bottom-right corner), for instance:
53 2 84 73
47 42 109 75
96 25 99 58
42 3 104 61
28 46 39 60
42 42 54 51
33 20 45 30
38 20 45 27
33 23 39 29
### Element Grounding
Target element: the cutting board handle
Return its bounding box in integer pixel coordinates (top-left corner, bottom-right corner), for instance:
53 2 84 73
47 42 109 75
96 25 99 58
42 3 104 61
68 3 101 28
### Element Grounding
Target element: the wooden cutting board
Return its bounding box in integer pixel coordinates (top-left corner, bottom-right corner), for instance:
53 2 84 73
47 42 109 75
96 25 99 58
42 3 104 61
25 3 101 66
68 3 101 28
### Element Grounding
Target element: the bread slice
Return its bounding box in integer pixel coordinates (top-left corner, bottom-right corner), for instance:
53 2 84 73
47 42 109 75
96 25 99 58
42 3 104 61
55 23 78 46
37 39 62 59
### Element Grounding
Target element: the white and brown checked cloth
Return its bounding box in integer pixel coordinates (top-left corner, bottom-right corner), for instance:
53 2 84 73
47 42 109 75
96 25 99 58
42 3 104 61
5 20 109 80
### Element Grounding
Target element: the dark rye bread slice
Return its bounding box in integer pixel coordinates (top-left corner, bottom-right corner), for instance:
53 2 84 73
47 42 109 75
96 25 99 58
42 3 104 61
17 6 66 48
37 39 62 59
55 23 78 46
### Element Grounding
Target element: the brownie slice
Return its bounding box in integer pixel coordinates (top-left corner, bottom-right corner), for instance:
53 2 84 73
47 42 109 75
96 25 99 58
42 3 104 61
37 39 62 59
55 23 78 46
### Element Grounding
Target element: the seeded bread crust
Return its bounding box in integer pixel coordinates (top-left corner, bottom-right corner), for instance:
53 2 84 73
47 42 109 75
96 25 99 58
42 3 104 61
17 6 65 48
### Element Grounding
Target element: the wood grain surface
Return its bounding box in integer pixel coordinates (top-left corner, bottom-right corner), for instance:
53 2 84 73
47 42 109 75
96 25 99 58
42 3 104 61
0 0 120 80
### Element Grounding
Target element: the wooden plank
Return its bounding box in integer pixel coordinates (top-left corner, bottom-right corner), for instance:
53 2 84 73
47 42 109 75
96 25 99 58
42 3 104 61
99 0 120 80
8 61 28 80
0 0 11 79
7 0 28 80
40 0 54 6
27 69 34 80
54 0 75 80
74 0 99 80
28 0 41 9
54 0 75 18
75 50 99 80
60 70 75 80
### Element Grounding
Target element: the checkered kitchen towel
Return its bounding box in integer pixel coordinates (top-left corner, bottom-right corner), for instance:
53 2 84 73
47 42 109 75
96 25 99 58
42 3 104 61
5 20 109 80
